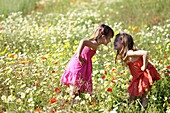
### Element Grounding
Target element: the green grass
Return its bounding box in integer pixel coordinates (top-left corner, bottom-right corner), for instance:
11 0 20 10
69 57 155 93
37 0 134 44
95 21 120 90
0 0 169 112
0 0 38 19
38 0 170 27
1 0 169 27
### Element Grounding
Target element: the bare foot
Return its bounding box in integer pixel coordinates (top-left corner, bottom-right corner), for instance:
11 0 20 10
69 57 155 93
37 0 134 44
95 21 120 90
142 97 149 107
70 91 80 105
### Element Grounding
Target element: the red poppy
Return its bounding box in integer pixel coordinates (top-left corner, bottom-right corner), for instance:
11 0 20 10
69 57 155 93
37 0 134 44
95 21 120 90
126 82 130 85
21 62 25 65
151 18 161 23
133 27 139 32
54 88 61 93
35 83 39 87
49 108 57 113
104 70 107 75
52 70 55 73
42 56 47 60
111 68 116 73
20 73 23 77
102 75 106 80
10 54 14 58
92 99 97 104
54 62 58 64
166 66 170 69
0 27 2 31
159 62 163 64
107 88 112 92
129 16 132 19
164 56 167 58
50 97 56 104
35 108 41 113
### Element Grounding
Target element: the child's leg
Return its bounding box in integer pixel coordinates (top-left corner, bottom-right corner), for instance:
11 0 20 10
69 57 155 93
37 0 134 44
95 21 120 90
69 85 80 105
128 94 136 105
129 94 136 102
142 95 149 107
70 84 74 96
69 84 79 98
141 90 149 107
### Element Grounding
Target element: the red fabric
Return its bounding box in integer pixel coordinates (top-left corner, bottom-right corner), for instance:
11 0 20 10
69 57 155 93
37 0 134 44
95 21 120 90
127 56 161 96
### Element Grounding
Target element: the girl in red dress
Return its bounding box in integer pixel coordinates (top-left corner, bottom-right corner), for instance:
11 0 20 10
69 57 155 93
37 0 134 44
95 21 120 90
114 33 161 107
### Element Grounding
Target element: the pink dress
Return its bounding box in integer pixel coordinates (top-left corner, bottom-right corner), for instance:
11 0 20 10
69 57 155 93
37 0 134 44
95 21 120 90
60 46 96 93
127 56 161 96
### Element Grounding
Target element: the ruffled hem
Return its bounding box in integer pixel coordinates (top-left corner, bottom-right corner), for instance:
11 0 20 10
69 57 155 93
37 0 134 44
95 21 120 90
127 66 161 96
60 70 92 93
60 70 79 84
127 77 150 96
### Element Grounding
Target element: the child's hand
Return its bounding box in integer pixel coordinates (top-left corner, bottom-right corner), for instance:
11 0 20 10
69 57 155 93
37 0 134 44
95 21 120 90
77 56 86 65
141 65 146 71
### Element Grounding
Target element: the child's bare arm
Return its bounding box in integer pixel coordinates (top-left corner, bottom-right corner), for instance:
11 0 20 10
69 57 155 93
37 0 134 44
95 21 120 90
76 39 98 64
127 50 148 56
127 50 149 70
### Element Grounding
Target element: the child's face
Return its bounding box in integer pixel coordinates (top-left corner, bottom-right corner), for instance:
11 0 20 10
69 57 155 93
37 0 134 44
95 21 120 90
114 37 123 50
102 35 112 45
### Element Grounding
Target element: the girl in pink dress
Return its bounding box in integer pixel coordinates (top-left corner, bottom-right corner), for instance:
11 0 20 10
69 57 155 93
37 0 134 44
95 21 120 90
114 33 161 107
61 24 114 97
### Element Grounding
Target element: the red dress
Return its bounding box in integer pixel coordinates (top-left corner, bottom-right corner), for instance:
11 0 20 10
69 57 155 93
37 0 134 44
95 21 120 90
127 56 161 96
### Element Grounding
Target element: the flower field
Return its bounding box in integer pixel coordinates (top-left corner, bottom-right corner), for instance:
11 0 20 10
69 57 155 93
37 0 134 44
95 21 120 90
0 0 170 112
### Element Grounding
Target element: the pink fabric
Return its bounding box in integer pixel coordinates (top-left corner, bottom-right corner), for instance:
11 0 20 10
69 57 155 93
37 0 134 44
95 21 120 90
127 56 161 96
60 46 96 93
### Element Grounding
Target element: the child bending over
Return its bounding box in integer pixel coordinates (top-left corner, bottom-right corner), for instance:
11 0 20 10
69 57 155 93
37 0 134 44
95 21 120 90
114 33 161 107
61 24 114 98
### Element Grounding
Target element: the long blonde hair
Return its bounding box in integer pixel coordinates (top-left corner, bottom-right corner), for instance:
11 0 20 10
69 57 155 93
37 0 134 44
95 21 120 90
114 33 136 64
90 24 114 41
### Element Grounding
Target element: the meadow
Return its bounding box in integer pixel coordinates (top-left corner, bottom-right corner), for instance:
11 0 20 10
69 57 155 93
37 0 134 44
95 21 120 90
0 0 170 112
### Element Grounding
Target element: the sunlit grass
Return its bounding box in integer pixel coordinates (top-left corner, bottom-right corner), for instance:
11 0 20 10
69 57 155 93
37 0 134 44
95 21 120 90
38 0 170 27
0 0 170 112
0 0 38 20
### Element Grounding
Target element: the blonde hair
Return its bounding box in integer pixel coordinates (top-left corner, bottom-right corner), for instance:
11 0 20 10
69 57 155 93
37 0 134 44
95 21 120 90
90 24 114 41
114 33 136 64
